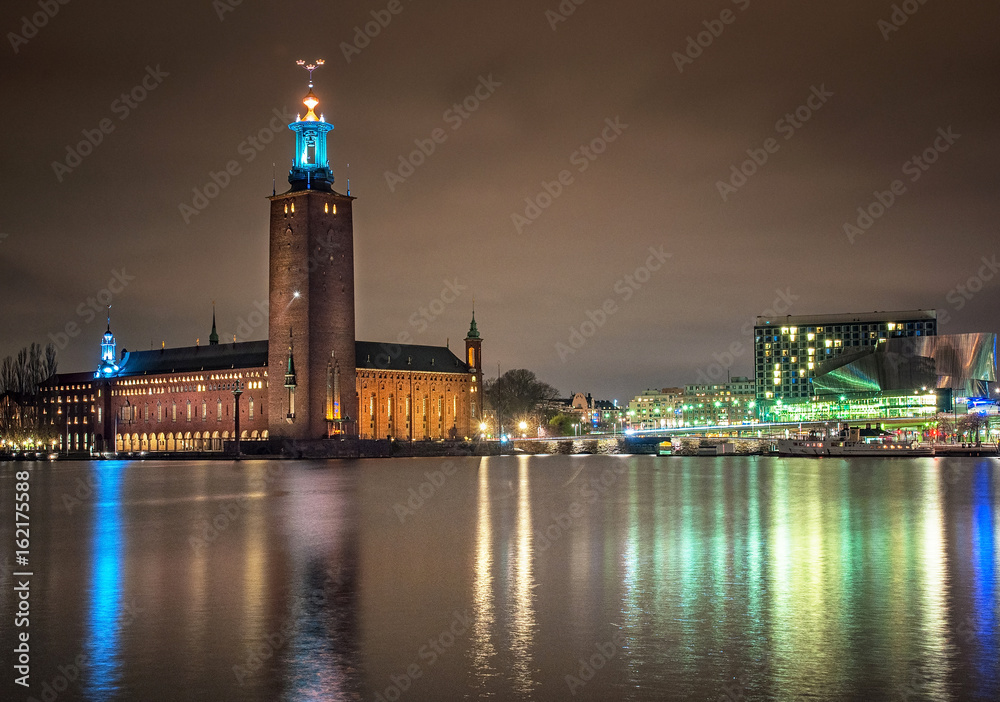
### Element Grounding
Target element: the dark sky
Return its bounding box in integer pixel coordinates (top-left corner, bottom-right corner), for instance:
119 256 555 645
2 0 998 402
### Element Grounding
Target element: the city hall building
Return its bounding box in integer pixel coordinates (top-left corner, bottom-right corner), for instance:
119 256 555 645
41 71 484 454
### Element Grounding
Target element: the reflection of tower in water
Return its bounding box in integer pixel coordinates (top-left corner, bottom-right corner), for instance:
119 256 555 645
279 473 361 699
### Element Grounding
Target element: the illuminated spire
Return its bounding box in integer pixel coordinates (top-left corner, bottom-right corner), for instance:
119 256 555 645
466 302 480 340
287 59 335 191
296 60 325 121
96 305 119 378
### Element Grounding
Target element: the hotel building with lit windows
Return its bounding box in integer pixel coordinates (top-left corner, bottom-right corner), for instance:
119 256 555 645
754 310 996 424
754 310 938 402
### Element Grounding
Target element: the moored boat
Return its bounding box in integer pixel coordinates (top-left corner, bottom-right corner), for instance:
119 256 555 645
777 425 934 457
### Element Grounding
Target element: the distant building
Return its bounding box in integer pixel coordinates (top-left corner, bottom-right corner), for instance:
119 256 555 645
764 332 998 424
626 388 684 430
754 310 937 402
681 377 756 427
626 378 756 429
546 392 622 431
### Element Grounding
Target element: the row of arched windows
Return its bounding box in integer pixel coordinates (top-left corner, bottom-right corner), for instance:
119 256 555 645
117 398 256 423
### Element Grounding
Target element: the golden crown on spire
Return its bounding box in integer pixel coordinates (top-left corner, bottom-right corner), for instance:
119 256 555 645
296 59 325 121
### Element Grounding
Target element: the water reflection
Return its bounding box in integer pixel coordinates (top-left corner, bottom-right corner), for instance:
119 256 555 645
508 458 537 697
5 456 999 702
280 468 360 701
469 458 497 687
970 462 997 691
916 463 950 700
84 462 126 700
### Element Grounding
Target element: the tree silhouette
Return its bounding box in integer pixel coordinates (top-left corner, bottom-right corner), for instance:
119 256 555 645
0 343 58 446
484 368 559 430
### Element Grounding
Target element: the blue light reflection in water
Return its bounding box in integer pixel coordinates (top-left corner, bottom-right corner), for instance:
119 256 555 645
83 463 125 700
971 462 997 687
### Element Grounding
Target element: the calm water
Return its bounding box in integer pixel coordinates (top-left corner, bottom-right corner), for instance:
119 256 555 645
1 455 998 701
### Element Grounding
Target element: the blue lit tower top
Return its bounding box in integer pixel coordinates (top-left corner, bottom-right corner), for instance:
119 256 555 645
96 308 119 377
288 59 335 192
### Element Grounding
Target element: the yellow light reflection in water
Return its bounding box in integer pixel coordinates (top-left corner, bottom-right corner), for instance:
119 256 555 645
510 458 537 697
913 461 951 700
620 466 639 688
471 458 497 679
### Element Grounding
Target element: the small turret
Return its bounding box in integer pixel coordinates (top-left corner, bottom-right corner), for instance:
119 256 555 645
96 307 119 377
209 305 220 345
284 328 297 389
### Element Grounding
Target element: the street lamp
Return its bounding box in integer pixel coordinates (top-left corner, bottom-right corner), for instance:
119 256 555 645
233 381 244 460
519 421 527 437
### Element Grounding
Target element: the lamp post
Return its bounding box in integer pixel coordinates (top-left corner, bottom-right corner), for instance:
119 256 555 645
233 382 244 460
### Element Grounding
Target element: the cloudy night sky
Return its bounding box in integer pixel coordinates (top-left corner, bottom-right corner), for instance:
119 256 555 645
1 0 997 402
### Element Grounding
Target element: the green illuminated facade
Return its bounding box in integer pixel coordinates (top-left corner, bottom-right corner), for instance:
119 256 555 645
758 390 942 424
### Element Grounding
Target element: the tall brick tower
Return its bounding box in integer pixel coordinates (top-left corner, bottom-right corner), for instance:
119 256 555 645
268 60 357 440
465 308 483 422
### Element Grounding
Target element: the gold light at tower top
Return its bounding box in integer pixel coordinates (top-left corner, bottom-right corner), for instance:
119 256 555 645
296 59 325 122
302 89 320 121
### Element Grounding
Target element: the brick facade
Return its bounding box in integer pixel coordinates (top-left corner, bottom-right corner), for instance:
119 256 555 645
39 78 482 454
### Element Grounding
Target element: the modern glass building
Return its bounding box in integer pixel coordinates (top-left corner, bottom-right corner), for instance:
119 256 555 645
759 332 997 423
754 310 938 401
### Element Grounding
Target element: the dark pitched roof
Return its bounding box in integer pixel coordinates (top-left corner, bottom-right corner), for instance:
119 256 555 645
355 341 470 374
116 341 269 377
73 339 469 378
41 371 97 387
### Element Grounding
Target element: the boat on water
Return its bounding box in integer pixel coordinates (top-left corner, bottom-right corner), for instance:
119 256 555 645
777 424 934 457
